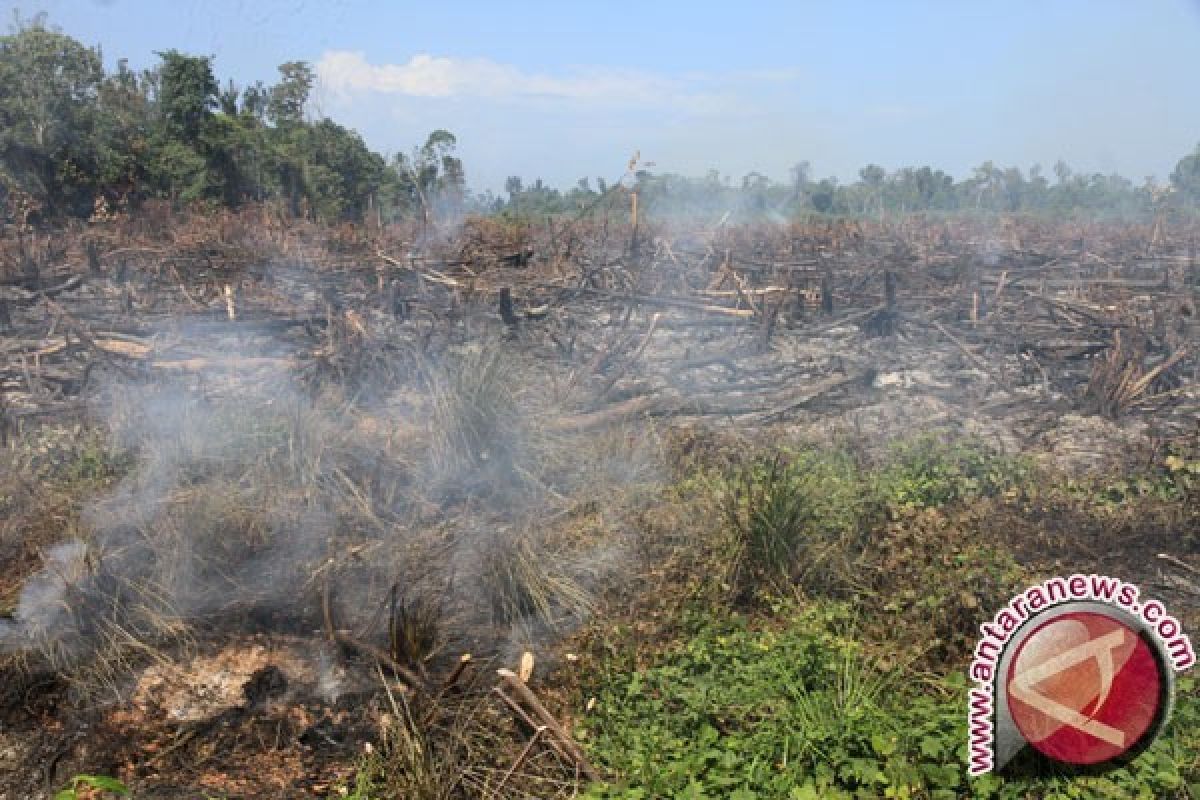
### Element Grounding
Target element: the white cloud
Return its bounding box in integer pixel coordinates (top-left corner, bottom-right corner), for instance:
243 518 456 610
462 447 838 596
315 50 738 111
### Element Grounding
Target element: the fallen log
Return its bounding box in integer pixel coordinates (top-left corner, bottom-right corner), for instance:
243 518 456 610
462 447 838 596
552 370 869 429
4 274 84 305
574 287 757 318
41 297 140 378
150 356 298 371
722 371 867 420
697 286 790 298
803 305 885 336
377 250 465 288
547 393 664 433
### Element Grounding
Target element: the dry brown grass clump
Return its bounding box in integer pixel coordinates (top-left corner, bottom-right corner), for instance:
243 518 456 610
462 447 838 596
1083 329 1188 418
1 336 661 702
479 527 595 631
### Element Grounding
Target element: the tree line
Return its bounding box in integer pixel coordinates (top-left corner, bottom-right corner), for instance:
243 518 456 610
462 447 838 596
501 155 1200 220
0 14 464 226
4 14 1200 227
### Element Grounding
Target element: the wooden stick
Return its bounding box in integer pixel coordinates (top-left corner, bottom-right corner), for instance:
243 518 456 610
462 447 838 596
1157 553 1200 576
488 725 546 799
573 287 756 318
492 686 567 761
377 250 464 288
496 669 601 782
993 270 1008 303
441 653 473 691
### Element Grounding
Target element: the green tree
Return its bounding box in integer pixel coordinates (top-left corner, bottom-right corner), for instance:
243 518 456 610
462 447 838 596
811 178 837 213
1171 142 1200 206
394 129 466 224
789 160 812 208
0 15 103 214
241 81 269 122
93 58 151 208
298 119 385 221
267 61 313 126
154 50 217 143
741 171 770 213
859 164 885 214
218 78 239 116
913 166 955 209
968 160 1000 210
143 50 222 203
505 175 523 213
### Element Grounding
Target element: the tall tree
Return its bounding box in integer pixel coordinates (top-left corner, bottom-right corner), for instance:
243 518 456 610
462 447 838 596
859 164 885 214
0 15 103 214
94 58 151 208
1170 143 1200 206
789 160 812 207
267 61 313 126
154 50 217 144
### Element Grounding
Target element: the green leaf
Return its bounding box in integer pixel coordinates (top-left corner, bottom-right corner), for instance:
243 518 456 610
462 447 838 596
870 731 898 756
918 735 943 758
788 784 821 800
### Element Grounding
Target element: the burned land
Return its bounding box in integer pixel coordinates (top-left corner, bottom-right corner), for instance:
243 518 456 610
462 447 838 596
0 207 1198 799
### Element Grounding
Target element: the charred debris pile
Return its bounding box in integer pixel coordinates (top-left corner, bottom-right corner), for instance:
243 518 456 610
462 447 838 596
2 211 1196 438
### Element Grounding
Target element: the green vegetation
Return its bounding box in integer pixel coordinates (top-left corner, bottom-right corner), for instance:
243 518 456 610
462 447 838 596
701 437 1031 603
578 602 1200 800
716 449 872 596
0 14 464 224
567 435 1200 799
54 774 129 799
502 158 1195 219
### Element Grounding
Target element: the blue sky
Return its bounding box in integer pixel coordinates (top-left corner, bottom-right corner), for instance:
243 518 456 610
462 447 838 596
10 1 1200 192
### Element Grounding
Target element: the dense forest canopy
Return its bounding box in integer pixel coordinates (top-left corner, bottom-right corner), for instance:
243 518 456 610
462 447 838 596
3 14 1200 225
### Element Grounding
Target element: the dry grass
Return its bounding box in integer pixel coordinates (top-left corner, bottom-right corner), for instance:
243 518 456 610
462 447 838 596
422 346 529 492
479 527 595 630
1 334 659 705
388 586 445 671
355 664 586 800
1083 329 1188 418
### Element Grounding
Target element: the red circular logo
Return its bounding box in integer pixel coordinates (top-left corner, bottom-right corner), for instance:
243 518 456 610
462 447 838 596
1005 611 1165 766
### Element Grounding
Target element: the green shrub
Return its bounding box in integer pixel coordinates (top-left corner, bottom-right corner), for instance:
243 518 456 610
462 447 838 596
873 436 1032 511
578 600 1200 800
717 450 872 597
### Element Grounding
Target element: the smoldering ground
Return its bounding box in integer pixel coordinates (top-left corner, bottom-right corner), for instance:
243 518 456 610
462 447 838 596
0 307 663 694
4 206 1186 702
